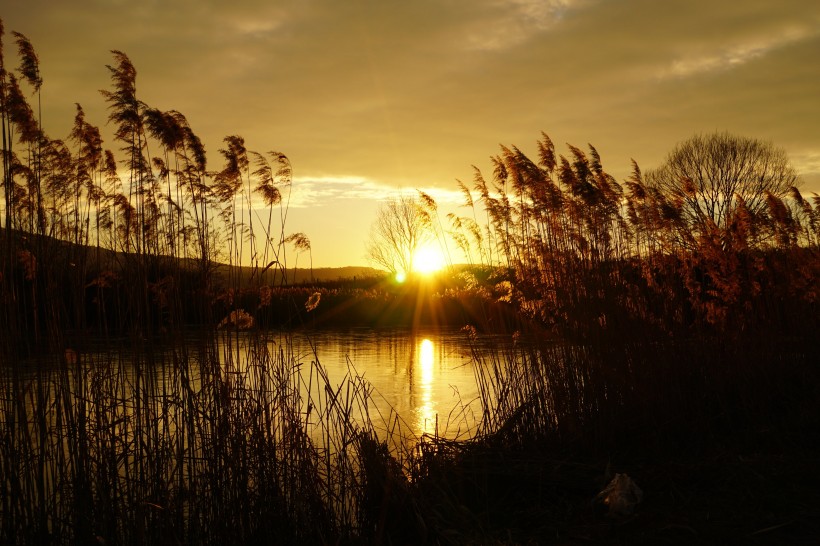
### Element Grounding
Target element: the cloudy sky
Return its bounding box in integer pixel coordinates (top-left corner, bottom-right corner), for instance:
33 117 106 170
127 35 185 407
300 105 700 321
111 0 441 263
3 0 819 267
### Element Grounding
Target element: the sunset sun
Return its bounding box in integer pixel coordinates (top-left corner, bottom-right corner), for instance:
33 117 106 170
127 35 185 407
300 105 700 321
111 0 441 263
412 244 446 275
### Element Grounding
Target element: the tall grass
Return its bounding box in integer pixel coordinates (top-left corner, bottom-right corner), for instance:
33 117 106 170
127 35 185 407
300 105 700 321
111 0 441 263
0 22 421 545
425 134 820 483
402 133 820 541
1 329 431 544
445 132 820 341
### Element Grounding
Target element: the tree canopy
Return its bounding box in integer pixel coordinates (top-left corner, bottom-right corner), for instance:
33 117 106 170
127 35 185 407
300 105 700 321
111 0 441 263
366 194 433 276
646 132 799 243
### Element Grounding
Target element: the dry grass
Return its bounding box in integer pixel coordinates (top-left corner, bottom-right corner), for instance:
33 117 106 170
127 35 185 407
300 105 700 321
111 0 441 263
0 330 429 545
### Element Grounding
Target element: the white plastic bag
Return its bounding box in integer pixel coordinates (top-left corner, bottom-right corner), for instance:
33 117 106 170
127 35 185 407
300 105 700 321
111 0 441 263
594 473 643 518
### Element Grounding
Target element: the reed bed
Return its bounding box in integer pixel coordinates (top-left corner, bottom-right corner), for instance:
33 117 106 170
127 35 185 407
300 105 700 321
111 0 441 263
0 26 419 544
405 332 820 543
0 330 434 545
402 130 819 541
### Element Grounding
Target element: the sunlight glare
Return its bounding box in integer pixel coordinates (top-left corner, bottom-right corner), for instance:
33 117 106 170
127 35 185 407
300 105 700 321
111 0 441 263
412 244 445 274
420 338 434 384
417 338 436 434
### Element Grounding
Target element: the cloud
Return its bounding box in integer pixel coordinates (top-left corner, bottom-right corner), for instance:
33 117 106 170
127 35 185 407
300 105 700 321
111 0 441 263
461 0 582 51
289 176 468 208
413 186 469 207
656 25 818 79
229 17 285 39
290 176 393 207
793 151 820 178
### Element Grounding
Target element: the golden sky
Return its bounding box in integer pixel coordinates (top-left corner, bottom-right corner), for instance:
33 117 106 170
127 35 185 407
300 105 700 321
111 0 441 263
4 0 819 266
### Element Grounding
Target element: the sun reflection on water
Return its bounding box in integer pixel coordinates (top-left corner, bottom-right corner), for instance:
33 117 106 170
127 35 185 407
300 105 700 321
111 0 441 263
417 338 436 435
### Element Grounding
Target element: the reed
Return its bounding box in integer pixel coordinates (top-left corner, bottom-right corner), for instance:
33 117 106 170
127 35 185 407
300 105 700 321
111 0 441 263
1 328 434 544
0 26 402 545
396 132 820 542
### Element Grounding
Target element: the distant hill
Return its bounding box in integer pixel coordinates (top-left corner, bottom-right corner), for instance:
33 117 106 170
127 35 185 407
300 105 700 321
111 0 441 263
211 263 387 286
1 226 385 285
275 266 386 284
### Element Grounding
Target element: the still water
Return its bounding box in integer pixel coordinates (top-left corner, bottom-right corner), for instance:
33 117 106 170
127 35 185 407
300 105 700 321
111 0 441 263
277 328 491 439
7 327 520 442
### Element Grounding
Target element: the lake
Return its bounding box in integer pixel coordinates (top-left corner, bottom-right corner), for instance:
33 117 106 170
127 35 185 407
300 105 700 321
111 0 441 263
0 324 537 543
275 327 493 439
216 326 524 442
4 327 522 444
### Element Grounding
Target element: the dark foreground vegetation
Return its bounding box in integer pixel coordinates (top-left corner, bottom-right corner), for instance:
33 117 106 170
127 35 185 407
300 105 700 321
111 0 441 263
2 17 820 545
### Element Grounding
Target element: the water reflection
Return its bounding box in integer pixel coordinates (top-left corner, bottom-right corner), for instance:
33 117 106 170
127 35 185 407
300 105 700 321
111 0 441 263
417 338 435 435
5 328 523 441
283 328 488 439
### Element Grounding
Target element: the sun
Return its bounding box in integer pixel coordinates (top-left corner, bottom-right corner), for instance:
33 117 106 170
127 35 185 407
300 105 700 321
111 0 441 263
412 243 446 275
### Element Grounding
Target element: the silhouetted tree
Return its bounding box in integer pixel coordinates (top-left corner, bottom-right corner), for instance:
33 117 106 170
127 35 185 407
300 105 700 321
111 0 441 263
366 194 432 276
646 132 799 247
